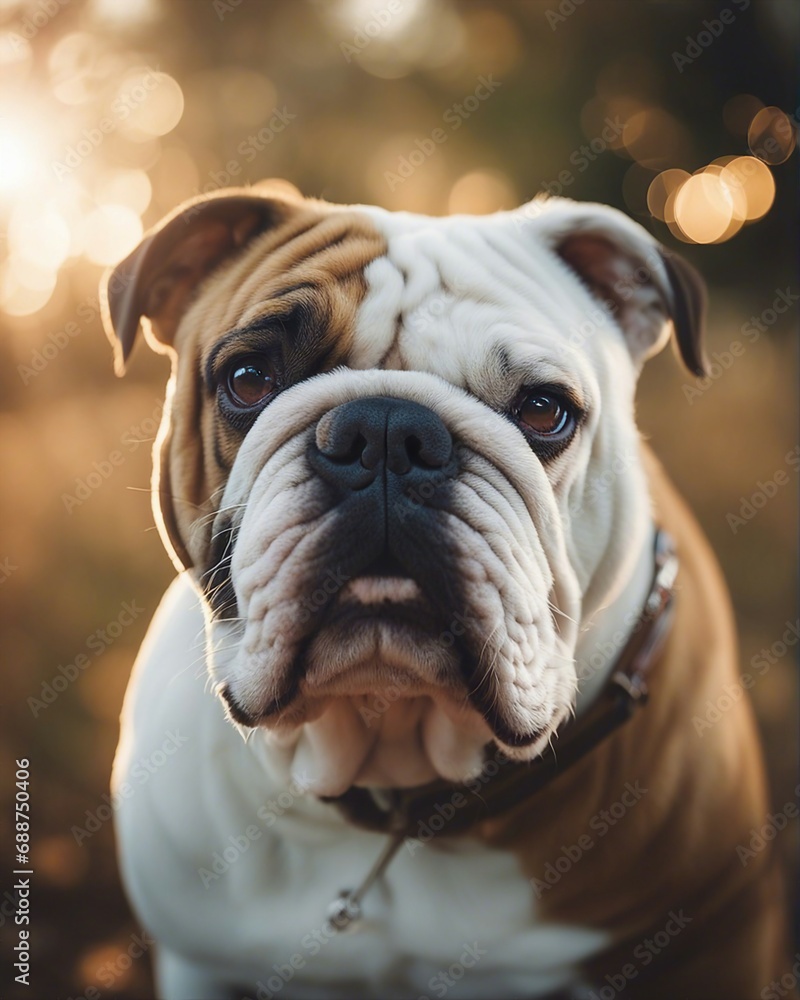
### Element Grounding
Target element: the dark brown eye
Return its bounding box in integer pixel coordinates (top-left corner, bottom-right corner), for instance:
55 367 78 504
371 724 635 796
226 355 276 408
518 391 571 436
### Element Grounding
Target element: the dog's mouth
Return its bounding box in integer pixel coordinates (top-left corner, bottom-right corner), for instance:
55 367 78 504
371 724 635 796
215 564 563 797
209 507 571 795
312 574 449 661
221 565 469 717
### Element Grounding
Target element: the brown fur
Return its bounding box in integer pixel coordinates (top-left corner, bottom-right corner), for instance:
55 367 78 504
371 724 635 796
153 201 387 569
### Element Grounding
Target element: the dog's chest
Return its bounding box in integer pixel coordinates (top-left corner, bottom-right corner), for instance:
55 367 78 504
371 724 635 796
115 576 608 998
204 805 607 997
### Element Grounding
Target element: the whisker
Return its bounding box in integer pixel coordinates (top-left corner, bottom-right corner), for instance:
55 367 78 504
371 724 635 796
547 600 578 626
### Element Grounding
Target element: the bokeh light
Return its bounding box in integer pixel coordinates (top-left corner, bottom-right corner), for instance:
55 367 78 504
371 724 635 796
647 168 691 222
9 204 71 269
0 9 793 320
621 107 692 170
48 32 104 105
459 7 521 76
32 835 89 889
649 153 778 245
0 261 57 315
97 169 153 215
0 124 38 192
89 0 160 25
672 171 739 244
580 94 644 152
448 169 517 214
81 205 143 265
77 942 135 991
720 156 776 220
117 69 184 140
748 105 797 165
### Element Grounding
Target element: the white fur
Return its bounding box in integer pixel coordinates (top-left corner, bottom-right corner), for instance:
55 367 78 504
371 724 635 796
115 574 615 1000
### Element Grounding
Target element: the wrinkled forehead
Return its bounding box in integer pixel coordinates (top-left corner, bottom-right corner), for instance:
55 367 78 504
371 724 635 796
344 205 613 404
181 200 623 408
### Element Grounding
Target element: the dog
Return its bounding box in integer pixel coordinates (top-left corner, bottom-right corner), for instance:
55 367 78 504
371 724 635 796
102 183 788 999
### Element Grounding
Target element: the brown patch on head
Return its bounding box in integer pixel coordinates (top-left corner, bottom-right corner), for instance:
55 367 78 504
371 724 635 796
100 186 386 571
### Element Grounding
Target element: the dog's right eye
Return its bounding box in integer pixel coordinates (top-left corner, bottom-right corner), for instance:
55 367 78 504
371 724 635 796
224 354 277 409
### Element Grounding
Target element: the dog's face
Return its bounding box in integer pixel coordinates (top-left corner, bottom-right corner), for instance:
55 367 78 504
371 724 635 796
103 183 705 796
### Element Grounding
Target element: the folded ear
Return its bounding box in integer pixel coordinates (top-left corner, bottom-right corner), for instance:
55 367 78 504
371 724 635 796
100 183 301 374
532 199 707 376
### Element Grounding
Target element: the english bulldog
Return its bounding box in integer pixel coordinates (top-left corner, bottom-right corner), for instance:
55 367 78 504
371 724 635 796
103 183 788 1000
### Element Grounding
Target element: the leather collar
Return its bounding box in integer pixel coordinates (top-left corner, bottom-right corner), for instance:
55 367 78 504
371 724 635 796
325 529 679 839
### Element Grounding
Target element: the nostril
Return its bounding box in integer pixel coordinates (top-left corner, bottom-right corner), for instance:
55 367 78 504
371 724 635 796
389 419 452 474
321 431 368 466
405 432 452 470
310 419 378 492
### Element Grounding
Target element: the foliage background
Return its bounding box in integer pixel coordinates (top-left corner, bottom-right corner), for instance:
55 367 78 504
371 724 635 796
0 1 796 996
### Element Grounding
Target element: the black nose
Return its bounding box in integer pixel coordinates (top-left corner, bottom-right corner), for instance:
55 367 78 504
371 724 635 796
310 396 455 494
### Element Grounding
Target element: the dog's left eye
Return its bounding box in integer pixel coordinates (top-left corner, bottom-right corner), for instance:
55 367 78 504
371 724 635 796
514 388 574 435
224 354 277 408
510 387 579 456
519 392 568 435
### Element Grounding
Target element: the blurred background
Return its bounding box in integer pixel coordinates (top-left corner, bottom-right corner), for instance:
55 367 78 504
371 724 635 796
0 0 796 996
